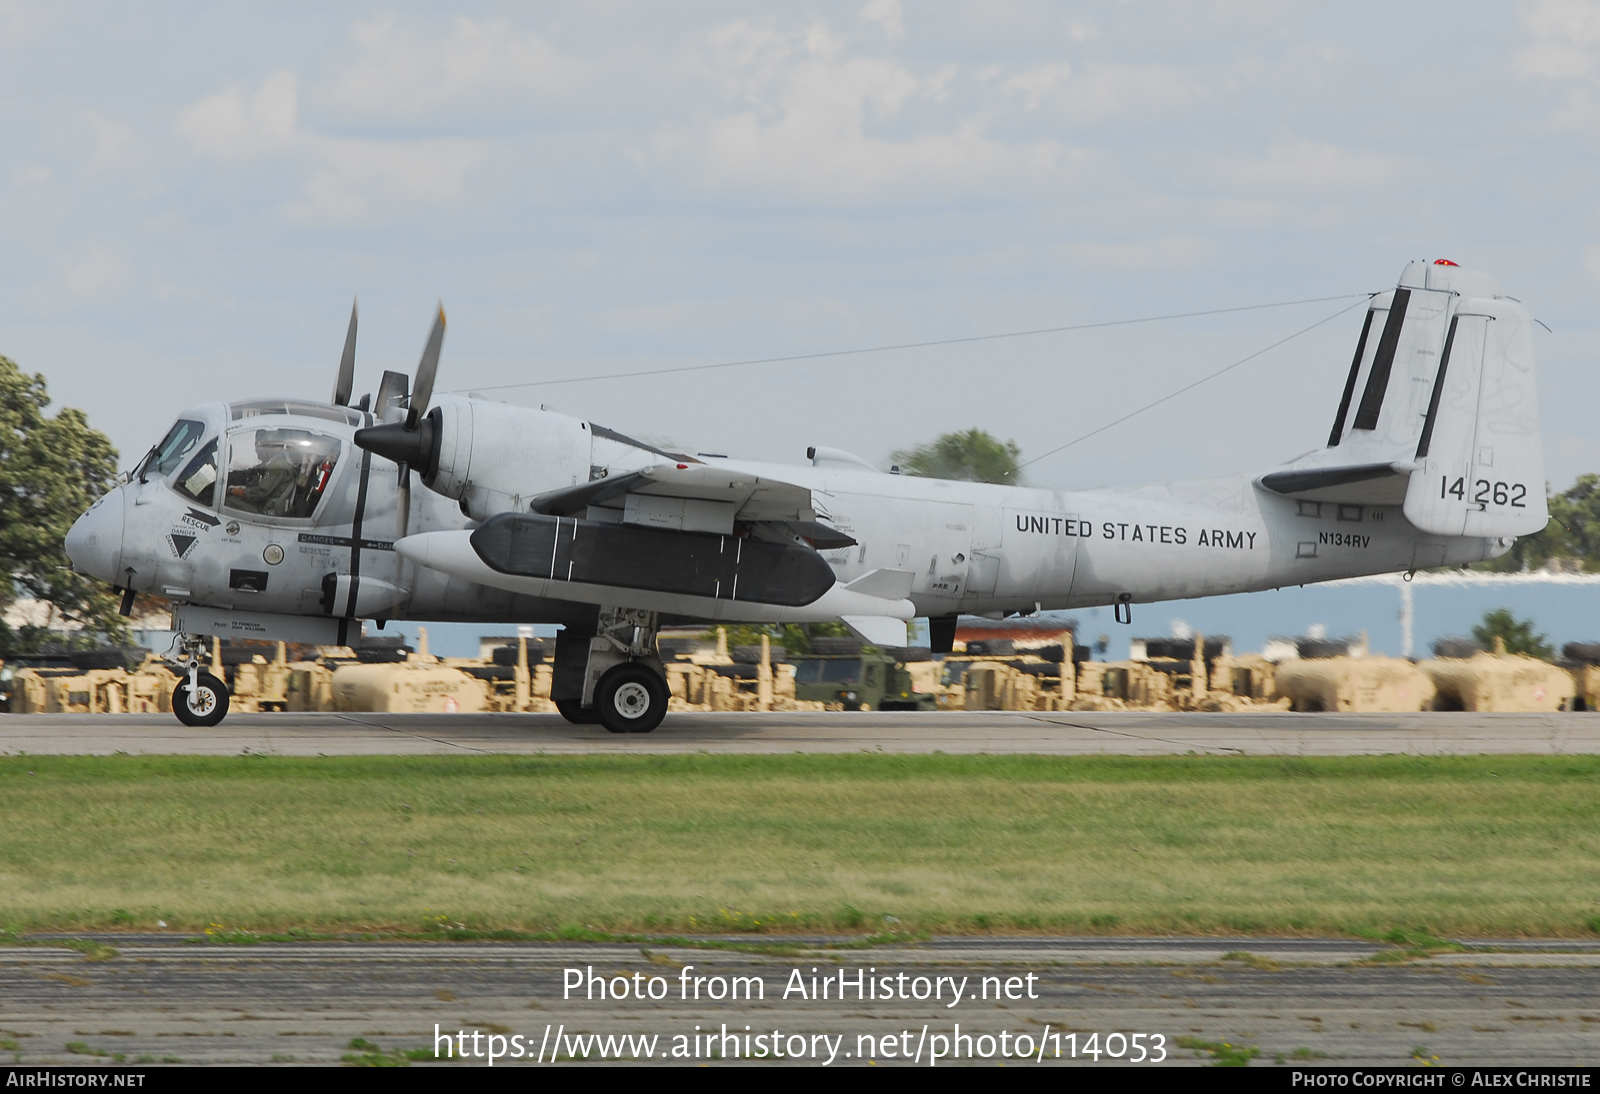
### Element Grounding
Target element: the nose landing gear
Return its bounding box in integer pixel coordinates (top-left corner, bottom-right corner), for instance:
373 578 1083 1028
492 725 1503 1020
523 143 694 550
170 635 231 727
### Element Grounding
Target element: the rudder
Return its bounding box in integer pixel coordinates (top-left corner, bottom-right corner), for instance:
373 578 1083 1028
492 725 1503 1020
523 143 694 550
1402 293 1547 537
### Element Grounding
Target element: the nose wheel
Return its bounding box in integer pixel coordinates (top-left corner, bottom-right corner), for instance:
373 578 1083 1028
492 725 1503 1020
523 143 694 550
172 671 230 727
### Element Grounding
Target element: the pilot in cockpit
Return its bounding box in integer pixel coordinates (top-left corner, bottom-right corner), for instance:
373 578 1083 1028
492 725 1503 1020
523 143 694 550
225 428 340 519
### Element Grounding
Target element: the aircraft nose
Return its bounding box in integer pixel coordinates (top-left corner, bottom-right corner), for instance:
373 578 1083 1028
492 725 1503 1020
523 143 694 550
64 488 125 584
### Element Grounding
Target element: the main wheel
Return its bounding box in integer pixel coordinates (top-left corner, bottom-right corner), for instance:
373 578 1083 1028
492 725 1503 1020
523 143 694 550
595 663 668 734
172 671 230 727
554 699 600 725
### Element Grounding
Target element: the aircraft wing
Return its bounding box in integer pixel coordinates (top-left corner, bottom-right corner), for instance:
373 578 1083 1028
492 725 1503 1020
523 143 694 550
527 463 855 547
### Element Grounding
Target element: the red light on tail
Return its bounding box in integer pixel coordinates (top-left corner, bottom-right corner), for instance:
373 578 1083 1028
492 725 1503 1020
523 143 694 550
1434 259 1459 266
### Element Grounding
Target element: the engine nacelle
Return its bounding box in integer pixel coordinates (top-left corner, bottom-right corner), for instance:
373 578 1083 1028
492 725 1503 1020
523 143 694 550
357 396 592 520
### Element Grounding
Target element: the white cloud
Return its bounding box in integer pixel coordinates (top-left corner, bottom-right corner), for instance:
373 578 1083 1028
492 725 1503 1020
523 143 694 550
1060 235 1213 271
1582 243 1600 288
176 69 484 224
1053 63 1202 122
1001 64 1073 110
177 70 298 159
1203 138 1405 193
1520 0 1600 47
59 244 128 298
0 0 51 48
325 14 587 122
1514 39 1593 78
652 20 1108 205
83 112 137 173
285 138 483 225
860 0 904 40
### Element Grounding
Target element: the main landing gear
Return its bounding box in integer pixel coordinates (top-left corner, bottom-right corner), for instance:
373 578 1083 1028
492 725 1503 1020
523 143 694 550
552 608 669 734
171 634 231 727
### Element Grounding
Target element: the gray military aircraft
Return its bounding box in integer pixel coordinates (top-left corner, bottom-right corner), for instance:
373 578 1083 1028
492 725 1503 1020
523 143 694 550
64 260 1547 732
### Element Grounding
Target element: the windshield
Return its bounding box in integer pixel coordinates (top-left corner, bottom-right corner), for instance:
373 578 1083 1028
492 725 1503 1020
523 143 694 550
174 439 219 507
141 419 206 480
792 659 862 685
224 427 341 519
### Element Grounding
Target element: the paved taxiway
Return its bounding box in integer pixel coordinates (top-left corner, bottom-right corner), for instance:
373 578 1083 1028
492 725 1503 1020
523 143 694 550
2 709 1598 756
5 714 1592 1068
1 937 1596 1066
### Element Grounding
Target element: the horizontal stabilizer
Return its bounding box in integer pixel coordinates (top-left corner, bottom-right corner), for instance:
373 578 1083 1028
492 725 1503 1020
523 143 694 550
841 615 909 648
1258 462 1414 504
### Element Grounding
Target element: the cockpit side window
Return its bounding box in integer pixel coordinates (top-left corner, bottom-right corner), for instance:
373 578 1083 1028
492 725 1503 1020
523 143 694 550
173 439 220 507
223 428 341 520
141 419 206 481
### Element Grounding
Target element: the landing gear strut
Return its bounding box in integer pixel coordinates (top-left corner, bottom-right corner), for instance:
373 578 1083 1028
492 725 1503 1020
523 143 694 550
552 608 668 733
170 634 230 727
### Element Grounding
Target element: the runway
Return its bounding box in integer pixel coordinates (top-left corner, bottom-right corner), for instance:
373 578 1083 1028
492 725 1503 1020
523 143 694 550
1 936 1595 1066
2 710 1598 756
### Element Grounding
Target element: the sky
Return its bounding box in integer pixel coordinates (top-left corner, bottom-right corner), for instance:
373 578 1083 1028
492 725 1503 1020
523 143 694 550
5 0 1600 498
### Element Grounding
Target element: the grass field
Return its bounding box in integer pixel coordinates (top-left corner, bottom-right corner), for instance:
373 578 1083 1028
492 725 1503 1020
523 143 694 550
0 753 1596 938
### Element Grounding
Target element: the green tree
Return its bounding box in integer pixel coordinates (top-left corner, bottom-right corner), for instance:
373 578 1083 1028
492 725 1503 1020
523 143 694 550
1478 474 1600 572
890 428 1023 486
706 622 852 655
0 355 125 653
1472 608 1553 660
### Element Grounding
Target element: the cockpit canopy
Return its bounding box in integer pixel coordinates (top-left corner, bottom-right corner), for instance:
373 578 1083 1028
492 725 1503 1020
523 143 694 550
139 400 356 522
224 427 341 519
230 399 363 427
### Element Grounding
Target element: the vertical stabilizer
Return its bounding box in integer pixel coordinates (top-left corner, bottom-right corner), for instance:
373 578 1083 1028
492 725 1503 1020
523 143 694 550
1260 262 1547 536
1402 293 1547 537
1326 261 1474 461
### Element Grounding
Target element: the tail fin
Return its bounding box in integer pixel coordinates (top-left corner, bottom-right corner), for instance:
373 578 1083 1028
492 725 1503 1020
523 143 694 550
1401 289 1547 537
1261 260 1547 538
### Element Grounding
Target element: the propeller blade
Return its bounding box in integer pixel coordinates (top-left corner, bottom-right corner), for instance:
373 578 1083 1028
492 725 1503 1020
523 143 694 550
396 467 410 539
332 299 358 407
409 303 446 416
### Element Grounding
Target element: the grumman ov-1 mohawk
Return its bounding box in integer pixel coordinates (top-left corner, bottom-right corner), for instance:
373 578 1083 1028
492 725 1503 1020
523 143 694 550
64 260 1547 732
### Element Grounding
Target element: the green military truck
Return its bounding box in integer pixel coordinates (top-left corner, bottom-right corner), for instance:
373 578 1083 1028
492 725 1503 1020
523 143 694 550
790 641 939 711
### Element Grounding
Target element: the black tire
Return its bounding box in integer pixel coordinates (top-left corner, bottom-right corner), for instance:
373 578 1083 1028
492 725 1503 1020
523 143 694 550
555 699 600 725
595 663 668 734
172 671 230 727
